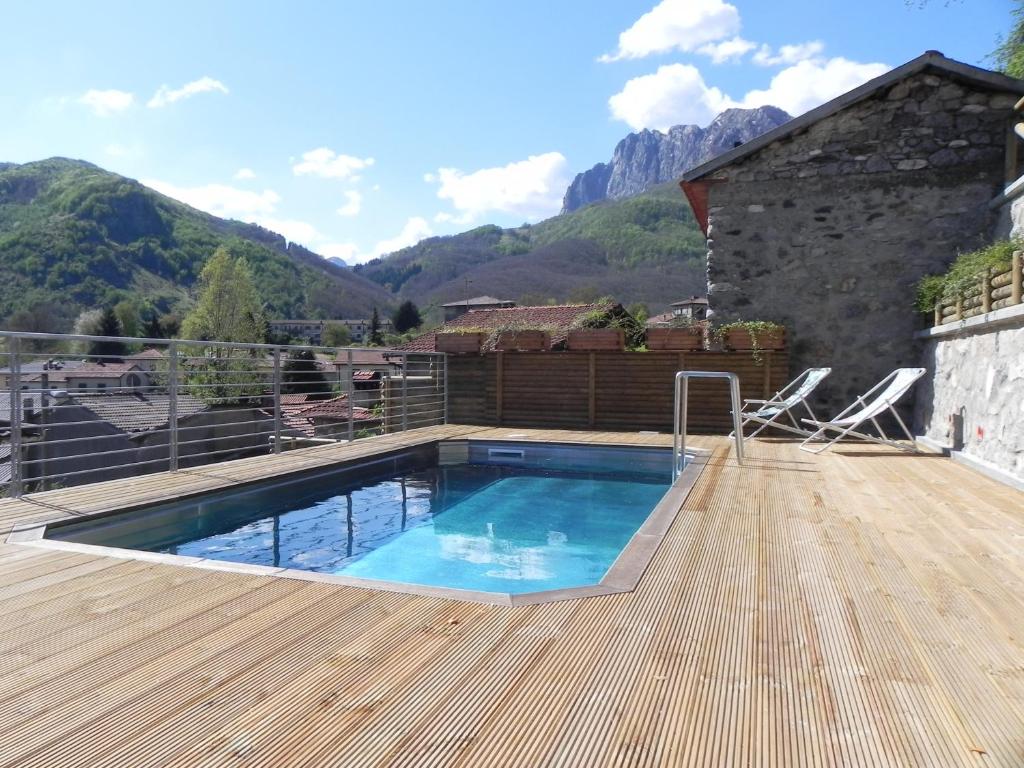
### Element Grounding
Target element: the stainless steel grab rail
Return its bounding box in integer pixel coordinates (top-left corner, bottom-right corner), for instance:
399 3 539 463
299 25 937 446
673 370 744 482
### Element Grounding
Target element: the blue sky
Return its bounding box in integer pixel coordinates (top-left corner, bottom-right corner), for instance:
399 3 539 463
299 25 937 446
1 0 1013 263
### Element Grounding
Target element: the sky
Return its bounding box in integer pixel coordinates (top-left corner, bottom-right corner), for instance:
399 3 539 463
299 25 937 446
0 0 1014 264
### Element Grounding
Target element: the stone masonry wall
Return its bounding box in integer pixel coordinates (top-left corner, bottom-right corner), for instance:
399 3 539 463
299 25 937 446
915 314 1024 483
704 70 1015 415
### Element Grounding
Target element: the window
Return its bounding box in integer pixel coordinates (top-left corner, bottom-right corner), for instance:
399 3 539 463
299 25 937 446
97 383 106 390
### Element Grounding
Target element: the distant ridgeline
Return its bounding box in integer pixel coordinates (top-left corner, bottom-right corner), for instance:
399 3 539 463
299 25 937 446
562 106 791 213
0 158 394 329
355 106 791 313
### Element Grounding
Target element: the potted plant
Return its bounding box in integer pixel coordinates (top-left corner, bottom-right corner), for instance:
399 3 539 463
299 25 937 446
714 321 785 361
494 328 551 351
436 328 487 354
566 308 629 351
646 319 707 351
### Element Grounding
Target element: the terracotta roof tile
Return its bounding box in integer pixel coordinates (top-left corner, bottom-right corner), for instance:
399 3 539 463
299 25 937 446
394 303 616 352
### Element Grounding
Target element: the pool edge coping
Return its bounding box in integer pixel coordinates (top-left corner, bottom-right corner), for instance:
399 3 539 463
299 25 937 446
7 439 711 607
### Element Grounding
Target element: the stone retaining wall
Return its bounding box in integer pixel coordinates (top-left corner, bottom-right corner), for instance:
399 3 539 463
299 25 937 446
914 307 1024 486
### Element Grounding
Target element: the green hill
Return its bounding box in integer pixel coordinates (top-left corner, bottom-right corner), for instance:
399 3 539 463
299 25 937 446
354 181 707 315
0 158 394 330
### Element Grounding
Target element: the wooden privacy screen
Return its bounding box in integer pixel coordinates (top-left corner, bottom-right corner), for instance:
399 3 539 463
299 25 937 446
446 350 789 433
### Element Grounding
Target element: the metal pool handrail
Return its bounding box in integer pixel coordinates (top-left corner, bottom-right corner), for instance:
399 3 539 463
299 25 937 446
673 370 744 481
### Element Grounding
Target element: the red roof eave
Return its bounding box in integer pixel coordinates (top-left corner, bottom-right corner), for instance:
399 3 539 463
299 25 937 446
680 179 725 238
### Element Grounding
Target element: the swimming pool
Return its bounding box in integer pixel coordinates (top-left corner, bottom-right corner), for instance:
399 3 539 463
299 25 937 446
44 441 703 602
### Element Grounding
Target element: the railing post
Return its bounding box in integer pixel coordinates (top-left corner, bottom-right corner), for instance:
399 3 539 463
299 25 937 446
981 270 992 314
9 336 22 497
272 348 282 454
442 354 449 425
1013 250 1023 306
955 297 963 321
168 341 178 472
933 302 942 328
401 353 409 433
346 349 355 441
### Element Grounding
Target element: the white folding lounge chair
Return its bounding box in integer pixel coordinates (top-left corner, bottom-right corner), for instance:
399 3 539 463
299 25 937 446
799 367 926 454
731 367 832 440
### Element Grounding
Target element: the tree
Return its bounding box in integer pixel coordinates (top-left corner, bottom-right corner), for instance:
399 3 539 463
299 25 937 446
7 304 63 351
369 307 384 346
392 300 422 333
993 2 1024 77
322 323 352 347
142 313 164 339
113 298 144 339
180 246 266 344
89 307 128 361
627 302 650 327
281 349 332 397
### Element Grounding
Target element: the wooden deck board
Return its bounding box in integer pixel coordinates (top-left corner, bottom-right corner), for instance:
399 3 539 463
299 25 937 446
0 427 1021 766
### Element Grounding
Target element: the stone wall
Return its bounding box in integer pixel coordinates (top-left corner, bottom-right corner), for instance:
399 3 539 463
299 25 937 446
914 308 1024 485
703 70 1015 414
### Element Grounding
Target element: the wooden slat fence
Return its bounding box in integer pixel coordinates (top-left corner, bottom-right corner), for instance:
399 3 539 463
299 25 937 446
447 350 789 433
935 250 1023 325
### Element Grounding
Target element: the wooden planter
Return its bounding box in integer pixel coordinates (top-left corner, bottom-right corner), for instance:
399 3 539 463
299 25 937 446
495 330 550 352
567 328 625 351
723 328 785 351
436 332 486 354
646 327 704 351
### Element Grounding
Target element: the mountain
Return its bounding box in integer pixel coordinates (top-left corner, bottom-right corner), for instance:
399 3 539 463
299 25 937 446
562 106 791 213
0 158 394 329
355 181 708 315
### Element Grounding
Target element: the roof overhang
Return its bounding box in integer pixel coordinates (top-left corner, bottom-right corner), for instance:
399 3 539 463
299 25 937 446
681 52 1024 184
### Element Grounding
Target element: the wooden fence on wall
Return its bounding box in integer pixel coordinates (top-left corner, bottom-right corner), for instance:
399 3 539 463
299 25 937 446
935 251 1023 325
447 350 789 433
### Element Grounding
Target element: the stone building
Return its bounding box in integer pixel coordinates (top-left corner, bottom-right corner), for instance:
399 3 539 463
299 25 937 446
680 52 1024 415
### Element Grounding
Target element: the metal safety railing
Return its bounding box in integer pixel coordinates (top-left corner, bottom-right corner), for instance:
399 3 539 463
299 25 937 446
672 370 744 482
0 330 447 497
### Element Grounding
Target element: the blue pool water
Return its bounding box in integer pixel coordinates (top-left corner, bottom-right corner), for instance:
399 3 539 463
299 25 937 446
50 445 672 595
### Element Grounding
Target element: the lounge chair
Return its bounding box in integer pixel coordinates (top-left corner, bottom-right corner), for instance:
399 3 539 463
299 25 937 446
731 367 832 440
799 367 926 454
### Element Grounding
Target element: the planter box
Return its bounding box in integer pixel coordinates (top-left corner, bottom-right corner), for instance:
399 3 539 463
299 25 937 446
646 327 704 351
495 330 550 352
567 328 625 351
436 332 486 354
723 328 785 351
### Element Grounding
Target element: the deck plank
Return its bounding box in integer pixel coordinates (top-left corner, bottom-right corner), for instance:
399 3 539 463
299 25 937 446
0 428 1021 766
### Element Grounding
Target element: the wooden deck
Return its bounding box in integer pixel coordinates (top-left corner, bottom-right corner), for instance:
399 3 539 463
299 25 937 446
0 427 1022 766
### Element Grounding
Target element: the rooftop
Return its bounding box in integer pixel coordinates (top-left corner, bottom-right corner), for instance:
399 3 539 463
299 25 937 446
70 391 209 432
441 295 514 307
397 302 616 352
682 52 1024 184
0 426 1021 764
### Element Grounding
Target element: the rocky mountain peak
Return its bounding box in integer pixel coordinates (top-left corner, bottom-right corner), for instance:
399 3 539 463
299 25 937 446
561 106 791 213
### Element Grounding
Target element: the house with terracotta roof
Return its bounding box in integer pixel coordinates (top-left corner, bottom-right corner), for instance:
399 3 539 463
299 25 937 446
65 361 150 392
396 302 630 353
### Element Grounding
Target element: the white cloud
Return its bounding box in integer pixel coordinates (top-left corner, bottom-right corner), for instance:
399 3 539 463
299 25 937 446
697 36 756 64
144 178 333 250
609 64 730 131
234 167 256 180
737 56 889 116
147 76 229 108
78 89 134 116
292 148 375 180
752 41 825 67
600 0 740 62
258 218 322 246
370 217 433 259
609 56 890 130
337 190 362 217
429 152 569 223
144 179 280 220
